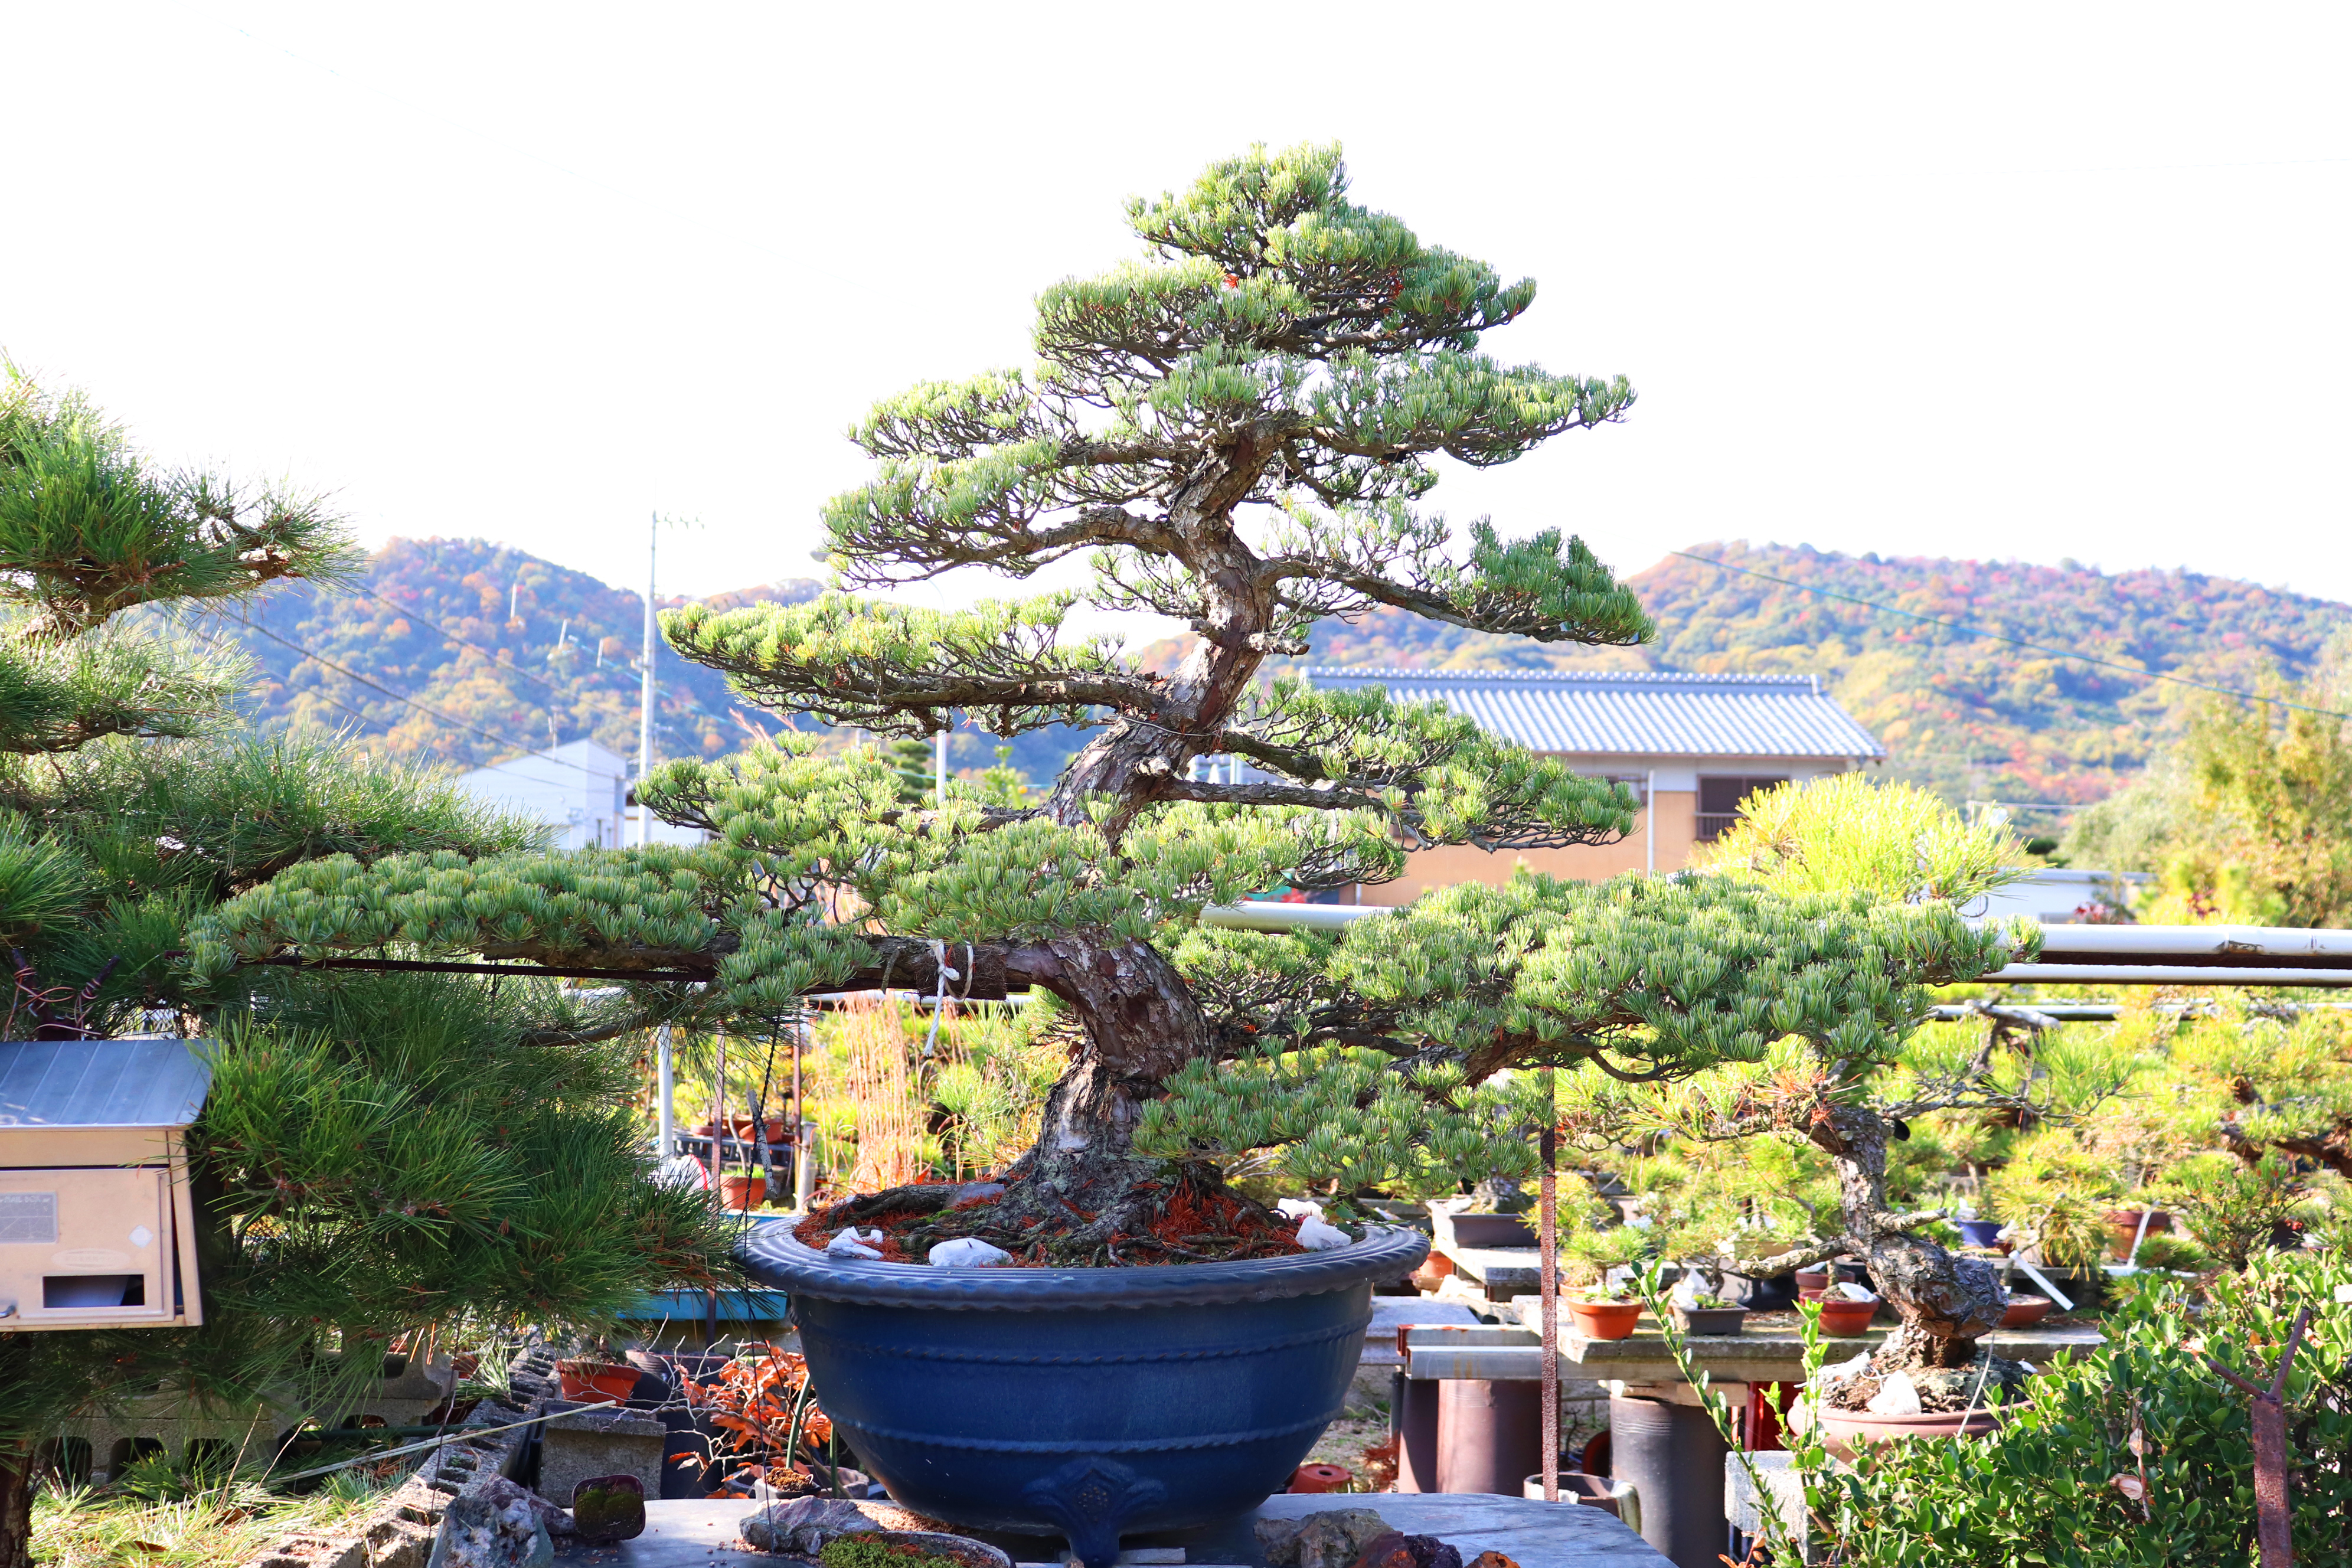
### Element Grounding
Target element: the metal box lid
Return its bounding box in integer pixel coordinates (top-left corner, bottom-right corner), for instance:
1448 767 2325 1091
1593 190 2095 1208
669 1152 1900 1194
0 1038 213 1131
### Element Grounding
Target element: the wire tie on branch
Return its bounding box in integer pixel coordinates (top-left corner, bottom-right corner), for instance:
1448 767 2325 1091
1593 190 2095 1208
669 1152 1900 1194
922 939 961 1059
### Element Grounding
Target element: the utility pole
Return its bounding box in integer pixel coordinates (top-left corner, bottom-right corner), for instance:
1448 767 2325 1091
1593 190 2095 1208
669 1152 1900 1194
637 512 656 847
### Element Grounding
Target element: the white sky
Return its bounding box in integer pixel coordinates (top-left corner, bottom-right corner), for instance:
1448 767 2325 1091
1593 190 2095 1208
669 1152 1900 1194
8 4 2350 634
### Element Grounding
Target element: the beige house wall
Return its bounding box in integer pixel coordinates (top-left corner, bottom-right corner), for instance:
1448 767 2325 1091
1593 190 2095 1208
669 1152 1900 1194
1359 789 1701 906
1350 754 1863 904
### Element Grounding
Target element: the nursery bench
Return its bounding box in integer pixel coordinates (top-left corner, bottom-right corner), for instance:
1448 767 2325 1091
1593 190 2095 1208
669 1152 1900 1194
564 1492 1671 1567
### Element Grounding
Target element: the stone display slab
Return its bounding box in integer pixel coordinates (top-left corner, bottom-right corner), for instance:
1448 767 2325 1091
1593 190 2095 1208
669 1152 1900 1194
1400 1310 2105 1384
557 1493 1670 1567
1362 1298 1484 1366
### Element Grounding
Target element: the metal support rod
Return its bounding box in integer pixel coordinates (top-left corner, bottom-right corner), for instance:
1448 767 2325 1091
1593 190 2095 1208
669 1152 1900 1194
2203 1306 2310 1568
935 728 948 806
637 512 656 847
1539 1065 1559 1504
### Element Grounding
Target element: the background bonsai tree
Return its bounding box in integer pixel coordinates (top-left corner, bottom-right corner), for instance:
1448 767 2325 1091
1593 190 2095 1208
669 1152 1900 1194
206 147 2030 1365
0 368 733 1568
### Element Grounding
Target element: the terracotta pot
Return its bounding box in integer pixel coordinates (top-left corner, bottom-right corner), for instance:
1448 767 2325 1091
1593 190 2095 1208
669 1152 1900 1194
1817 1404 2006 1462
1410 1253 1454 1292
1671 1305 1747 1336
1287 1462 1353 1494
2105 1207 2173 1259
557 1360 640 1403
1998 1293 2054 1329
1567 1301 1643 1340
720 1173 766 1211
1815 1298 1880 1336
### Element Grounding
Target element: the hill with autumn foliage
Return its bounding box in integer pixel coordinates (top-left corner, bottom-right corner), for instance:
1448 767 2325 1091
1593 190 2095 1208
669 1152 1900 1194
197 537 2350 815
1288 542 2352 809
187 536 825 768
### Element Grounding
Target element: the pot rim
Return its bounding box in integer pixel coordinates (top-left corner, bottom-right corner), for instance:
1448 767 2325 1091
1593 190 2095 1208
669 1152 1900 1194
1816 1406 2007 1432
741 1222 1429 1310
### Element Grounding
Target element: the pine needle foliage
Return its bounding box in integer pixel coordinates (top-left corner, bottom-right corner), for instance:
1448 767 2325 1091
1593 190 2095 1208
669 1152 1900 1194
202 149 2037 1314
0 371 735 1568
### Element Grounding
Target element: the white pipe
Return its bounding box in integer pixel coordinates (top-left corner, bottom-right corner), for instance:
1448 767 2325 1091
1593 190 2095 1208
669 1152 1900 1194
935 730 948 805
655 1023 674 1158
795 1119 817 1212
1201 901 1393 932
1644 768 1655 875
2003 923 2352 958
1988 963 2352 988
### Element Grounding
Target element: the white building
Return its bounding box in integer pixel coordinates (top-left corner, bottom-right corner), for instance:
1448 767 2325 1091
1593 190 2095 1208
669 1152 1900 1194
450 739 703 850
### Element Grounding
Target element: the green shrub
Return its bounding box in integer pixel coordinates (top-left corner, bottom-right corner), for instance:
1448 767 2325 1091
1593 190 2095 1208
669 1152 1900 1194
1827 1249 2351 1564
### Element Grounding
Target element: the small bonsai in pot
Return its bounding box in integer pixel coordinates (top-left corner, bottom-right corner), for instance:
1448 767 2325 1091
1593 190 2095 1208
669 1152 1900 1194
1566 1281 1644 1340
1670 1289 1747 1336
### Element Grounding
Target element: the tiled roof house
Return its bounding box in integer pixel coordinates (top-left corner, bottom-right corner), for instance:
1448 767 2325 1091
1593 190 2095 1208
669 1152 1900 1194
1298 668 1886 904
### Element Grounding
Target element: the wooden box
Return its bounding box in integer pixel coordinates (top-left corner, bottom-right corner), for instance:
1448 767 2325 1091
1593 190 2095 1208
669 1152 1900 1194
0 1038 211 1331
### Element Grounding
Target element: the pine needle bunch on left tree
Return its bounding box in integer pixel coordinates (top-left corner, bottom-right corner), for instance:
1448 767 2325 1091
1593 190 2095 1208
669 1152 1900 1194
0 366 737 1568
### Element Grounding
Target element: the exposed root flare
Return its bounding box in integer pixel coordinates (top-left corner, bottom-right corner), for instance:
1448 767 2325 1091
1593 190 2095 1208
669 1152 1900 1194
794 1162 1308 1267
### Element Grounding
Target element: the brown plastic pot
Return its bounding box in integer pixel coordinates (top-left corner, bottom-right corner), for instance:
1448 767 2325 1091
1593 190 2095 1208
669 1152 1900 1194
1287 1462 1353 1493
720 1173 766 1211
1817 1405 2006 1462
1998 1293 2054 1329
1567 1300 1644 1340
1671 1305 1748 1336
557 1360 640 1402
2104 1207 2173 1259
1815 1298 1880 1336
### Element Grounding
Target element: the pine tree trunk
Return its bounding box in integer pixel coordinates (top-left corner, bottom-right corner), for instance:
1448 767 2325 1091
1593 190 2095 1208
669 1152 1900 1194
1814 1104 2005 1370
0 1448 34 1568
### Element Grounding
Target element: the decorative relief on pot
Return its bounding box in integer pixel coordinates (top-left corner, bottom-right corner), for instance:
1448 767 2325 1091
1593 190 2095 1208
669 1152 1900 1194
1019 1458 1168 1568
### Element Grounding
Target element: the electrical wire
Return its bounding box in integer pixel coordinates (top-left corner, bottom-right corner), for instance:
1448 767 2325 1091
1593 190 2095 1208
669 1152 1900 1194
346 582 586 702
1670 551 2352 721
226 612 608 778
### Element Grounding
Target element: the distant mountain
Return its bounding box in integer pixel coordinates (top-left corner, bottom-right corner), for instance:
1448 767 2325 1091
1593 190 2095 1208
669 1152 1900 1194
208 537 2350 819
202 536 825 768
1293 542 2352 810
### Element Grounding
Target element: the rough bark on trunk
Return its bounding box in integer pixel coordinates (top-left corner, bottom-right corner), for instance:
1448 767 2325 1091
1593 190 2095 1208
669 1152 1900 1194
831 926 1245 1257
0 1448 32 1568
1812 1103 2005 1370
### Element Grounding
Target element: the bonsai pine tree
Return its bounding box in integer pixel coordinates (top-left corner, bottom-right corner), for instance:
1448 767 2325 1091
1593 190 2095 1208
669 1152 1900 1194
203 146 2028 1383
0 368 733 1568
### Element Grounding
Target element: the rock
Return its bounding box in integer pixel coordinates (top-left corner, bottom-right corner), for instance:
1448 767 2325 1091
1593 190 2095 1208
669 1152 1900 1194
1349 1531 1462 1568
1296 1217 1354 1250
1864 1372 1923 1415
425 1477 555 1568
738 1503 1007 1568
742 1497 881 1555
828 1227 886 1259
1256 1508 1395 1568
928 1237 1013 1268
1831 1281 1876 1302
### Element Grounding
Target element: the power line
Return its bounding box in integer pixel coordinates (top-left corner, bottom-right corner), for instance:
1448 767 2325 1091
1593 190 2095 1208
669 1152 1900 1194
225 612 607 778
347 582 582 702
1670 551 2352 721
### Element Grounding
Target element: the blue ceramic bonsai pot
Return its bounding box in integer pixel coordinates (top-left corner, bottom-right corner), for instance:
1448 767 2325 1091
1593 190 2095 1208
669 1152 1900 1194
739 1224 1427 1567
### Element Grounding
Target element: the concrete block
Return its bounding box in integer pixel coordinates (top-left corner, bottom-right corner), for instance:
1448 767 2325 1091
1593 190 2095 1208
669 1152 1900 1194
537 1403 666 1508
